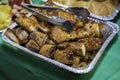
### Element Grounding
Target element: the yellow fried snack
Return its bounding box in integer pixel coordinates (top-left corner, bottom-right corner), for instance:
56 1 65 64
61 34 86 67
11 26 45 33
0 5 12 30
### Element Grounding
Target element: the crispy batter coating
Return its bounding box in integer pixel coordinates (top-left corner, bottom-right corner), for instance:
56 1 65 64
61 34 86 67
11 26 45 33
30 31 48 47
13 27 29 44
50 26 71 43
5 28 20 44
78 37 102 51
25 39 40 52
58 10 77 24
39 44 56 58
54 49 74 65
85 22 101 37
70 28 92 40
58 42 86 56
15 15 39 32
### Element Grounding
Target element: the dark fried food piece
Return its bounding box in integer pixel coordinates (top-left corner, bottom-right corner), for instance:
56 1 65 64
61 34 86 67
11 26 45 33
25 39 40 52
78 37 102 51
85 22 101 37
35 8 81 27
5 28 20 44
66 42 86 56
39 44 56 58
15 15 39 32
13 27 29 44
50 26 71 43
70 28 92 40
74 18 86 28
30 31 48 47
58 10 77 25
27 15 51 33
58 42 86 56
54 49 74 65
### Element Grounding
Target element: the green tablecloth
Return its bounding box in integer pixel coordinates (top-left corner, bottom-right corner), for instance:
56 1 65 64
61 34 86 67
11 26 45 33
0 1 120 80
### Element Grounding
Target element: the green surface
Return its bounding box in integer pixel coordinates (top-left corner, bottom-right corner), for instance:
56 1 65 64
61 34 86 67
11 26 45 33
0 1 120 80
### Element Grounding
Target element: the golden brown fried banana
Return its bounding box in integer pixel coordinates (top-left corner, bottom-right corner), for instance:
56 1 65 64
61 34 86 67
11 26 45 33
58 42 86 56
54 49 74 65
85 22 101 37
15 15 39 32
78 37 102 51
5 28 20 44
58 10 77 24
25 39 40 52
39 44 56 58
50 26 71 43
70 28 92 40
13 27 29 44
30 31 48 47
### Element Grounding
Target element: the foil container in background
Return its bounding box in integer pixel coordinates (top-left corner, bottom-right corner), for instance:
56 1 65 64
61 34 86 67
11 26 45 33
2 21 119 74
89 5 120 21
52 1 120 21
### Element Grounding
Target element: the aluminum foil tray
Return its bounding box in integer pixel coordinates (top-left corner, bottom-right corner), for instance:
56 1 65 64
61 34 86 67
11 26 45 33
52 1 120 21
2 21 119 74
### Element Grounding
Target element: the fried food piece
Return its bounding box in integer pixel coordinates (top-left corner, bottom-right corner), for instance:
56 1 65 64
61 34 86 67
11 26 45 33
25 39 40 52
30 14 51 33
5 28 19 44
35 8 78 25
74 18 86 28
38 21 51 33
13 27 29 44
58 42 86 56
29 15 39 23
15 15 39 32
30 31 48 47
39 44 56 58
54 49 74 65
58 10 77 25
85 22 101 37
66 42 86 56
50 26 71 43
78 37 102 51
70 28 92 40
72 57 80 67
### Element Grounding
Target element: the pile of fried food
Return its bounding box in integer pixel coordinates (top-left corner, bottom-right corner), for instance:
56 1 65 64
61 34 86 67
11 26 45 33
5 6 104 67
52 0 119 16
